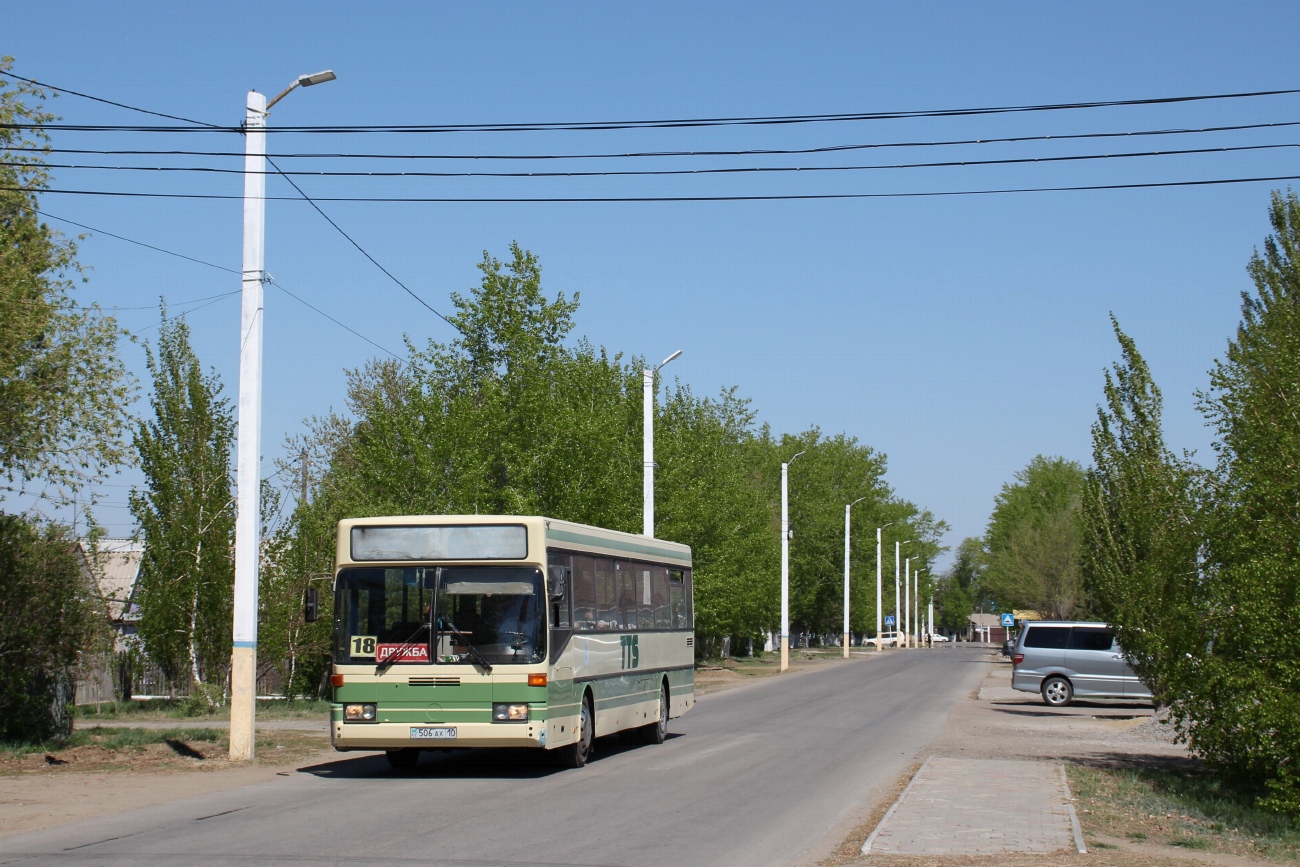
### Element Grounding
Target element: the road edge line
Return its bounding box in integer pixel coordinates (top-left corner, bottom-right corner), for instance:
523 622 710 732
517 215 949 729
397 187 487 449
860 754 930 854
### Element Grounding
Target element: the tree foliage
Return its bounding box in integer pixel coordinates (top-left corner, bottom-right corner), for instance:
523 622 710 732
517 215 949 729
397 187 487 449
270 244 938 668
983 455 1087 619
0 58 133 502
0 514 102 741
130 310 235 688
1190 189 1300 815
1082 316 1201 700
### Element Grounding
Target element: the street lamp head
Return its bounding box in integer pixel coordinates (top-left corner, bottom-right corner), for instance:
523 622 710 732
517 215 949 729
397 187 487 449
298 70 337 87
848 496 867 509
658 349 683 370
789 450 807 465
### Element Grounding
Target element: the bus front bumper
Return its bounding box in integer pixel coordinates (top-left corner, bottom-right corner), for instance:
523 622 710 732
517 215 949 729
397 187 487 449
332 720 546 751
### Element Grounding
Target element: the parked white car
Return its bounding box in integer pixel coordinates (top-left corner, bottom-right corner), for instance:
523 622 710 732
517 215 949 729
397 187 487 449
864 631 899 647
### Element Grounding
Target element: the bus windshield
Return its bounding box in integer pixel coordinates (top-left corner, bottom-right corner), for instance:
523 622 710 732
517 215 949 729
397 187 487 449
335 566 546 666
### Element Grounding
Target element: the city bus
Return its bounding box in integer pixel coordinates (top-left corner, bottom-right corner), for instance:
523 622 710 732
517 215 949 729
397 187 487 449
326 514 696 770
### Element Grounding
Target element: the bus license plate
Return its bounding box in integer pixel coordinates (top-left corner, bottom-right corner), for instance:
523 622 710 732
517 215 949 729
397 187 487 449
410 726 457 740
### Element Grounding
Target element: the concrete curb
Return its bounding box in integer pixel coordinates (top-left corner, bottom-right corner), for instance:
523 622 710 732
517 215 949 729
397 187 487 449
860 756 929 855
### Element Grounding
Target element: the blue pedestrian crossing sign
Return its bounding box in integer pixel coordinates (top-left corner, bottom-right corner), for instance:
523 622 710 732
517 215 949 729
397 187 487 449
884 615 895 627
1000 613 1015 627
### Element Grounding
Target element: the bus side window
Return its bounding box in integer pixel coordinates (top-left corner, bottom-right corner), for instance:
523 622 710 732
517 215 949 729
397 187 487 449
638 568 654 629
572 556 597 631
596 558 618 630
670 569 687 629
652 568 670 628
548 558 571 629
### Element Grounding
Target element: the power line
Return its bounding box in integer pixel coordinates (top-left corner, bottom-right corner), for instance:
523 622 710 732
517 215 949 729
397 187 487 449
19 141 1300 180
269 278 401 360
263 156 460 331
9 87 1300 134
18 119 1300 161
35 207 239 273
14 173 1300 202
1 70 220 128
5 70 461 337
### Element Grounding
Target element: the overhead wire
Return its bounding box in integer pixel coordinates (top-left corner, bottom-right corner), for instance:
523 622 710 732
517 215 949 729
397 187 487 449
13 173 1300 202
17 141 1300 179
14 119 1300 161
9 85 1300 134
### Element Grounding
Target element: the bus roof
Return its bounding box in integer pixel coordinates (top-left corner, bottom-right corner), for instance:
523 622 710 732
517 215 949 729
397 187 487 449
336 515 691 567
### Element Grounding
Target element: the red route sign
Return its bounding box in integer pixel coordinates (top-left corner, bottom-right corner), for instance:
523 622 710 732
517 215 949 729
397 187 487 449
376 644 430 663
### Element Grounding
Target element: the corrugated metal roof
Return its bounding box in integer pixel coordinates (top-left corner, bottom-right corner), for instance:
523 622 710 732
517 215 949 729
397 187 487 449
80 538 143 622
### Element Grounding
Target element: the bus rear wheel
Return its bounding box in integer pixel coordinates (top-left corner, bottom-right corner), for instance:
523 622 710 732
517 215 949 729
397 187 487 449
640 683 668 745
385 748 420 770
557 695 593 769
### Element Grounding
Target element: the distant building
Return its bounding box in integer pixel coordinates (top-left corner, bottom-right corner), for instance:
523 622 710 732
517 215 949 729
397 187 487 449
967 612 1008 643
76 538 144 651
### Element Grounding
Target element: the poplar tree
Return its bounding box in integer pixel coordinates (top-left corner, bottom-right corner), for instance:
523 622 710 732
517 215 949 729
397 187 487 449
1082 316 1201 701
130 311 235 690
1194 190 1300 815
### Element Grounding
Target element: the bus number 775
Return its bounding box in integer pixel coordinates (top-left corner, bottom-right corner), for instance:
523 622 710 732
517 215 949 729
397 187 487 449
620 635 639 669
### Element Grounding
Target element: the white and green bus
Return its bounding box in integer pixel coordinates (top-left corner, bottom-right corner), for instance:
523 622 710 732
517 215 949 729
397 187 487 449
326 515 696 769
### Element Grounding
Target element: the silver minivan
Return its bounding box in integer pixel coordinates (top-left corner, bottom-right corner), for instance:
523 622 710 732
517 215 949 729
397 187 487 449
1011 621 1153 706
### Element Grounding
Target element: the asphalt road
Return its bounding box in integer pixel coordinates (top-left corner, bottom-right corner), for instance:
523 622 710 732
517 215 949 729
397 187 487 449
0 646 989 867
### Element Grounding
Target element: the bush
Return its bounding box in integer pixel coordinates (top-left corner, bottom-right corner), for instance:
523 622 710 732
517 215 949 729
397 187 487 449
0 514 100 742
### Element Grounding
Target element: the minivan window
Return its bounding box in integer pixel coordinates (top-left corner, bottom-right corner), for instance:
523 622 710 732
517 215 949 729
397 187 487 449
1068 627 1114 652
1023 626 1070 649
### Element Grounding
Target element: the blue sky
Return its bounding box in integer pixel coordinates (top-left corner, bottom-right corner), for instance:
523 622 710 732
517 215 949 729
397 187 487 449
7 2 1300 566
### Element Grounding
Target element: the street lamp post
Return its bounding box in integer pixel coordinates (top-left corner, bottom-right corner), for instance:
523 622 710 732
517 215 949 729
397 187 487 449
780 450 805 672
895 539 911 648
875 524 891 653
230 70 335 763
914 569 925 646
642 349 682 537
843 497 866 658
904 557 912 648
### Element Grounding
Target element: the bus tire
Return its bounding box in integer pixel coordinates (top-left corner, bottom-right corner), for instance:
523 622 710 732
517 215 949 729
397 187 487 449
385 748 420 770
641 682 668 745
557 693 593 769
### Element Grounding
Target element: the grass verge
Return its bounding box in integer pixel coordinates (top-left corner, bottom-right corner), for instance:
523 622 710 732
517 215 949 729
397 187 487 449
73 698 331 721
1068 763 1300 862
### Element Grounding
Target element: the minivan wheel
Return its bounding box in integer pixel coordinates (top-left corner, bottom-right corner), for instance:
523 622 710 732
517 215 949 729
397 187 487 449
1041 676 1073 707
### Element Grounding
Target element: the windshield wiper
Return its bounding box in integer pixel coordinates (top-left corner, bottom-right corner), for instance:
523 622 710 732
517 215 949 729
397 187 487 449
375 621 431 673
438 617 493 673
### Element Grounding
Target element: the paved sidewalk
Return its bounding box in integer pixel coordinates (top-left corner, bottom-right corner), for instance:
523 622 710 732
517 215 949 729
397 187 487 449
863 757 1086 856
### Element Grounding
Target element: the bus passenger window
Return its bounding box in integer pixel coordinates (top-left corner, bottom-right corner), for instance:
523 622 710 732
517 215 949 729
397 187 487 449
595 557 618 630
572 556 597 630
616 561 637 630
670 570 687 629
652 568 670 627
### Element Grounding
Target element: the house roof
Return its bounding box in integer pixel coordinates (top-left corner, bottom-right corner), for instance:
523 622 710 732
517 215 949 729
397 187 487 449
968 613 1003 627
79 538 143 622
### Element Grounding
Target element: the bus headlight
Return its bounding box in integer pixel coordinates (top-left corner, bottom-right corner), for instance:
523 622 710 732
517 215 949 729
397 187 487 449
492 702 529 722
344 703 377 721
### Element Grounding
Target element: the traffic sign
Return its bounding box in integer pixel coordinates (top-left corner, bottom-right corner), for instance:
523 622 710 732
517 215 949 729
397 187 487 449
1000 613 1015 627
884 615 895 626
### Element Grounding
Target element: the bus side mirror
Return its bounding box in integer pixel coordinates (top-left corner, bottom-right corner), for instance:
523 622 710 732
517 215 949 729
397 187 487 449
304 587 319 623
549 570 567 601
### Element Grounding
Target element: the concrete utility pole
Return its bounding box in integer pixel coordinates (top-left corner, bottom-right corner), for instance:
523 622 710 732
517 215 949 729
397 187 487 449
843 497 866 658
642 350 681 538
914 569 925 646
780 450 805 672
875 525 889 652
904 557 912 648
894 539 910 648
230 70 335 762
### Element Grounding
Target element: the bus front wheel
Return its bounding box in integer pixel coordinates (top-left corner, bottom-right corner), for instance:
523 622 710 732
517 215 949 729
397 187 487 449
558 695 593 769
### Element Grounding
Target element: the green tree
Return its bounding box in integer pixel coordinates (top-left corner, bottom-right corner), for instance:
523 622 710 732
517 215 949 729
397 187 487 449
130 310 235 690
935 537 982 633
0 514 102 741
983 456 1087 619
1082 316 1202 701
1192 189 1300 815
0 59 133 501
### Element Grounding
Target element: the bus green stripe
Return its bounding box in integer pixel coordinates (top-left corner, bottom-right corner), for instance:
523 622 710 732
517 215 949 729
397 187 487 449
545 528 691 564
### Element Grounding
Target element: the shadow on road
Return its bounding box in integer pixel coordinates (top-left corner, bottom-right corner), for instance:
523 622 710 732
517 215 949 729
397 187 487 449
298 732 683 780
